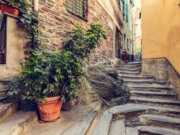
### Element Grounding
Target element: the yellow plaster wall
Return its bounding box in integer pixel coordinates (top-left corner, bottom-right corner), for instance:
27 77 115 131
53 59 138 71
166 0 180 74
142 0 180 74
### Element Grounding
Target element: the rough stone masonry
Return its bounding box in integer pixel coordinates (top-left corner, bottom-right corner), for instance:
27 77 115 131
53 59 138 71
38 0 114 64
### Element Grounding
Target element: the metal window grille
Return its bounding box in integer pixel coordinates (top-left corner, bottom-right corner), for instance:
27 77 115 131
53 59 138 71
65 0 88 20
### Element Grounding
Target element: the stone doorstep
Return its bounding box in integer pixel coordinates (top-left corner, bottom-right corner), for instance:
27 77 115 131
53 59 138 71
137 126 180 135
140 114 180 125
0 111 38 135
0 102 17 123
109 120 125 135
91 110 113 135
130 96 180 105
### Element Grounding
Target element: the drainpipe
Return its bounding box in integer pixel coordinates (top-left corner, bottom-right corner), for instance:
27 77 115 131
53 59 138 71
34 0 39 12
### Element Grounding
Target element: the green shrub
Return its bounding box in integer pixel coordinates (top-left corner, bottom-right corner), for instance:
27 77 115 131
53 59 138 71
8 24 107 103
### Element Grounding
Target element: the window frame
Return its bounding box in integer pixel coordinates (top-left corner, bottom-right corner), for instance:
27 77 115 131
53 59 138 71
65 0 88 22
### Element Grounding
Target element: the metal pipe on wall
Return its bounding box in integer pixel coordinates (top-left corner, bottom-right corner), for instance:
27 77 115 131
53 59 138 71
34 0 39 11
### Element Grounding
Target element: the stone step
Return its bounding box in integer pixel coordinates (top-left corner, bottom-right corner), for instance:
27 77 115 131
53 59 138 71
137 126 180 135
91 110 113 135
119 74 155 80
0 111 37 135
130 90 176 97
127 84 173 90
126 82 169 87
0 102 17 123
109 103 180 115
120 64 141 68
116 67 141 72
109 120 125 135
126 127 139 135
130 96 180 105
123 79 168 85
128 87 174 92
109 104 146 114
118 70 140 74
125 62 141 65
140 114 180 125
122 78 155 83
122 63 141 67
144 105 180 114
118 72 140 76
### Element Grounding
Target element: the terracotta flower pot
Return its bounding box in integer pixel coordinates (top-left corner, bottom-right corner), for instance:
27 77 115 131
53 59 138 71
36 96 63 122
0 3 19 17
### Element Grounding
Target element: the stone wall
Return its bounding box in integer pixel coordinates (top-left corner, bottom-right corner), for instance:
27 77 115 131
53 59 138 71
38 0 115 64
142 58 180 99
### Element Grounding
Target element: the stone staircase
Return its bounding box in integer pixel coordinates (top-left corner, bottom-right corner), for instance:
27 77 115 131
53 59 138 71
0 61 180 135
111 61 180 135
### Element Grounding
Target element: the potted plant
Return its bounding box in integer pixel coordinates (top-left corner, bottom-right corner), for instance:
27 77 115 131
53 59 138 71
0 0 24 17
8 24 107 122
8 50 62 121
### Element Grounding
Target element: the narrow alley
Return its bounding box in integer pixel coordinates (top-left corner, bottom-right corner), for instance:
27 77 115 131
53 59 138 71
0 0 180 135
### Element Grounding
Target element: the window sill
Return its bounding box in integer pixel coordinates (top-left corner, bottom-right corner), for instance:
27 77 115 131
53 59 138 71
67 11 88 22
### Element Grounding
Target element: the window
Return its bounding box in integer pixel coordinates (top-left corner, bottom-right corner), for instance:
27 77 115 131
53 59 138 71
118 0 123 11
130 0 135 7
126 3 129 22
122 0 126 19
65 0 88 20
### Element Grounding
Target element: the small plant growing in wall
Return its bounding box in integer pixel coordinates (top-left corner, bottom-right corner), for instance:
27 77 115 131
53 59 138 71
8 24 107 122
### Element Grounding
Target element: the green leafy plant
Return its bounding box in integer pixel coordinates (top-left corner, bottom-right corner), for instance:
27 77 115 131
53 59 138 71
64 24 107 59
8 24 106 103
